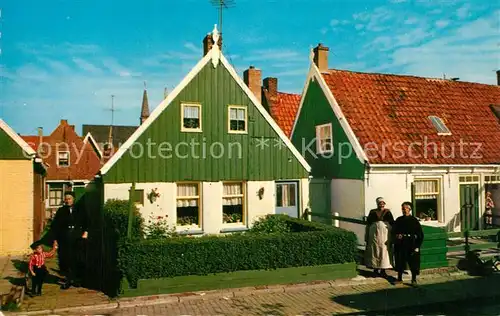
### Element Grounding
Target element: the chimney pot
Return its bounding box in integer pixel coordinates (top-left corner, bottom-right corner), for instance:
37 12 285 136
243 66 262 104
497 70 500 86
313 43 329 72
202 33 222 56
263 77 278 101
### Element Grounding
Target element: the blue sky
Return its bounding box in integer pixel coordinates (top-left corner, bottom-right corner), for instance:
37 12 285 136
1 0 498 135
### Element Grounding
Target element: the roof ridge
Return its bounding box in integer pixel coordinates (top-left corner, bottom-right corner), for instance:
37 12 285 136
328 68 500 87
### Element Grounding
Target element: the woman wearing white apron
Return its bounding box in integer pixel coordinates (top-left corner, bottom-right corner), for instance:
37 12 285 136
365 197 395 277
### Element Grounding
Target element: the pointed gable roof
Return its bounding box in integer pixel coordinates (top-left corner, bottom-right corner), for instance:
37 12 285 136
22 119 102 180
0 118 36 158
100 25 311 175
140 88 150 124
294 59 500 165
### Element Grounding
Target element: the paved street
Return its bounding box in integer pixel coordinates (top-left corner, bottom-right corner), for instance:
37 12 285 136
57 273 500 316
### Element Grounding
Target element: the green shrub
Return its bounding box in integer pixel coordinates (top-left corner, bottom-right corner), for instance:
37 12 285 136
249 214 291 234
118 215 357 288
103 199 144 240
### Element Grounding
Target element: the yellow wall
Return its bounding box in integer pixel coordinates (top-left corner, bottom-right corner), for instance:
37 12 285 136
0 160 34 256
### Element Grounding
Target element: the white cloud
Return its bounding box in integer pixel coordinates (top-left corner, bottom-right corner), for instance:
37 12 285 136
183 42 199 53
404 17 419 25
244 49 302 62
435 20 450 28
320 27 328 35
330 19 340 27
72 58 103 74
456 3 471 19
370 13 499 85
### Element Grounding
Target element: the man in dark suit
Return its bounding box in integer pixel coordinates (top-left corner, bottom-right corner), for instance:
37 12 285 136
51 191 88 289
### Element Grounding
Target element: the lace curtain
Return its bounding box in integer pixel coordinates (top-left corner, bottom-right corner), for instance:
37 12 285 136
184 106 199 119
415 180 438 199
177 184 198 207
223 183 242 206
230 108 245 120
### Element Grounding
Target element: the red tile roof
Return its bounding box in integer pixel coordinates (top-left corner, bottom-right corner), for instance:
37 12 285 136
322 69 500 164
268 92 301 138
21 120 102 181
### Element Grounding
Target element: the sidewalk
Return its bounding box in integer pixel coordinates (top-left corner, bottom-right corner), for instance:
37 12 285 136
0 256 26 309
10 265 495 315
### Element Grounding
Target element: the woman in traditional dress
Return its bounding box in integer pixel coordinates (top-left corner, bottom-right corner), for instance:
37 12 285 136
365 197 395 277
485 191 494 228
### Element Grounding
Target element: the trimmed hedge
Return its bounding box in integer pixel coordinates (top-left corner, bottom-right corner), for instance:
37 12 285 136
118 215 357 288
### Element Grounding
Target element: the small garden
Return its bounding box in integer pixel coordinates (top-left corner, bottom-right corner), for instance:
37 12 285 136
103 199 359 297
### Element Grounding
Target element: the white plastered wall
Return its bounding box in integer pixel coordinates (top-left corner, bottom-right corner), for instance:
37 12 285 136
331 178 365 243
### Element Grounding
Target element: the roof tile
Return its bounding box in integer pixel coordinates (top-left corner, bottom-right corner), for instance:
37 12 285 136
323 69 500 164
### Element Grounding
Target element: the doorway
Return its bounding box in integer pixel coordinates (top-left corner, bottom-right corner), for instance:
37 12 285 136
275 182 298 218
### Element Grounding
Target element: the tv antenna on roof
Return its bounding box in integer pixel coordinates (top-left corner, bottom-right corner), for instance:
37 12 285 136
210 0 235 36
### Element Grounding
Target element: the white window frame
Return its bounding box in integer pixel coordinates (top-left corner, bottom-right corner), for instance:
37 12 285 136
228 105 248 134
175 182 202 228
428 116 451 135
181 103 202 132
413 178 442 222
222 181 246 226
57 151 70 167
315 123 333 154
48 188 63 206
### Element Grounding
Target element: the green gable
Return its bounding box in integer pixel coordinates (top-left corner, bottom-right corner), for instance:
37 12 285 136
0 128 31 160
103 61 308 183
291 78 364 180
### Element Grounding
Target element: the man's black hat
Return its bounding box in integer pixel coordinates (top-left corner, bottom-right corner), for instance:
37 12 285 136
64 191 75 197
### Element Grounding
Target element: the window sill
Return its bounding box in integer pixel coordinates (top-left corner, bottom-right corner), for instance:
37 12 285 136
220 226 248 233
228 130 248 134
180 128 202 133
175 228 204 235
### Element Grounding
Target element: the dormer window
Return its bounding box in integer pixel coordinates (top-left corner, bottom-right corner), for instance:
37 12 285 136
428 116 451 135
57 151 70 167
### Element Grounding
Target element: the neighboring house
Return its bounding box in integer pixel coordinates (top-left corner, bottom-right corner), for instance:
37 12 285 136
82 87 151 160
0 119 46 255
291 43 500 241
242 66 302 138
22 119 102 219
97 25 311 235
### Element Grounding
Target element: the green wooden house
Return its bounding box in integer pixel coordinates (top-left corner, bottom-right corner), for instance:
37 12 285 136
291 43 500 242
98 25 311 235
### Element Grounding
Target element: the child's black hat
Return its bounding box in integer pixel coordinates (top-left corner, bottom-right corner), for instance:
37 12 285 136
30 240 42 250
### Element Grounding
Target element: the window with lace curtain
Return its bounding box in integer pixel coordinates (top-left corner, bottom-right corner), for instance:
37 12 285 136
181 103 202 131
222 182 245 224
176 183 201 227
228 106 247 133
315 123 332 154
413 179 440 221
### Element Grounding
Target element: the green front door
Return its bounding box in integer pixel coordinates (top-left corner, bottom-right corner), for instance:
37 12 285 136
460 183 479 231
309 180 331 224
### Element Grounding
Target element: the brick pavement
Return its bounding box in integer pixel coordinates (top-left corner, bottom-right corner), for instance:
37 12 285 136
16 257 112 313
38 272 500 316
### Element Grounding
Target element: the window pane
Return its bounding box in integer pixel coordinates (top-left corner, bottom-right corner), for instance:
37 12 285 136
176 206 199 225
177 184 198 196
223 183 242 195
230 108 237 120
415 198 438 220
184 106 199 119
288 184 296 206
237 109 245 120
276 185 283 207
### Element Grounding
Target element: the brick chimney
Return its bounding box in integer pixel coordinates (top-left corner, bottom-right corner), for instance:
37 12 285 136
313 43 329 72
263 77 278 101
243 66 262 104
203 33 222 56
497 70 500 86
